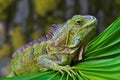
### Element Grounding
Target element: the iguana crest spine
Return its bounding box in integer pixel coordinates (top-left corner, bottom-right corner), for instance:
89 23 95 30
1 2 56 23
12 24 63 57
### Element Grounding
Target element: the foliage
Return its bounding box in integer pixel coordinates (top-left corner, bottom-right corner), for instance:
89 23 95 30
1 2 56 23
0 43 11 57
0 0 14 20
1 17 120 80
32 30 42 40
76 17 120 79
34 0 60 16
115 0 120 4
1 0 120 78
11 25 26 52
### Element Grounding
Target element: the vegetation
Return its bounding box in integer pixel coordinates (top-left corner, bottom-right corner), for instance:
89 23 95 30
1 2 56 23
0 0 120 78
1 16 120 80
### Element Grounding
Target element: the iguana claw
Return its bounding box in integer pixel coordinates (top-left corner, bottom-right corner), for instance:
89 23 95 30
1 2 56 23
54 65 78 77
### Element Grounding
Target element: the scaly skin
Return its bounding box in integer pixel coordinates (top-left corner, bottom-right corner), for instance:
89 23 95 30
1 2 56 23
8 15 97 77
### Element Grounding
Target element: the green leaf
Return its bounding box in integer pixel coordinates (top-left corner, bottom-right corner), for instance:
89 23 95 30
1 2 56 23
85 17 120 60
76 17 120 80
1 17 120 80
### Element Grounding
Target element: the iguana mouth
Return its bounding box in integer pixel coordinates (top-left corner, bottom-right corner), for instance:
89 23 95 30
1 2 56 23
83 20 97 28
82 15 97 28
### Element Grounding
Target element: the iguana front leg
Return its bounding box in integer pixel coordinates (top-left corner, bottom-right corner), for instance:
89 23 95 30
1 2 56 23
37 54 77 76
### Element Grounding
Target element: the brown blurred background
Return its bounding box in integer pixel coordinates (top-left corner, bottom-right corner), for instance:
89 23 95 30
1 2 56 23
0 0 120 77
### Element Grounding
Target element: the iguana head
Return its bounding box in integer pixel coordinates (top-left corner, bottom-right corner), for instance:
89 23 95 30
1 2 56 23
47 15 97 58
66 15 97 48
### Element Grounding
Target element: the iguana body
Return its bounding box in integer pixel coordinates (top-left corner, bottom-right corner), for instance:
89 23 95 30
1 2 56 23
9 15 97 77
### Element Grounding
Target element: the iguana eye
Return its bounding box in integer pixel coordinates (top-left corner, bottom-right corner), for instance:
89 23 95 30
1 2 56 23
76 20 82 25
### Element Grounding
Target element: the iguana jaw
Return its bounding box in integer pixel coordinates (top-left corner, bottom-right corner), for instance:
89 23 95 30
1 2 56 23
76 15 97 60
83 20 97 28
66 15 97 60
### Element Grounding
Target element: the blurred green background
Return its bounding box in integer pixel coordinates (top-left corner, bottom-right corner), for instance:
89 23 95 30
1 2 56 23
0 0 120 77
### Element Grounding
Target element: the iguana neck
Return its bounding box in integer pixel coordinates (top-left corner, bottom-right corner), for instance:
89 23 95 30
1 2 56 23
46 26 79 55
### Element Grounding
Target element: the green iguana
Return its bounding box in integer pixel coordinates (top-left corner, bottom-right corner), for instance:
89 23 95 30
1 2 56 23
8 15 97 77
